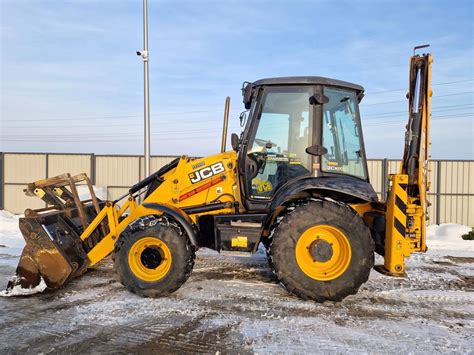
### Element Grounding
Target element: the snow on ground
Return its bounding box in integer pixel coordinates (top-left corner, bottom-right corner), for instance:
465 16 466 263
426 223 473 256
0 210 472 353
0 210 24 250
0 276 47 297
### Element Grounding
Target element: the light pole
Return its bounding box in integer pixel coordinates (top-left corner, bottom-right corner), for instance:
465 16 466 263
137 0 151 177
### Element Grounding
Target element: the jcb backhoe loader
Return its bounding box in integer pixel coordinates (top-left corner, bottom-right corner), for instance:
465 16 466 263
4 47 432 301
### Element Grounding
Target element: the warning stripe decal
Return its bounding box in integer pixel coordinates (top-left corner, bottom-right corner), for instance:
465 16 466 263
395 195 407 215
393 181 407 238
394 217 406 238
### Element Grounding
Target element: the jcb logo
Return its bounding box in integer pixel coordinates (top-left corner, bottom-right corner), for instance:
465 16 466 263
189 162 225 184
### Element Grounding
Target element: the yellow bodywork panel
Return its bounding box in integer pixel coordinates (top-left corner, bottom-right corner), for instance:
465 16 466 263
231 236 248 248
84 151 241 265
154 152 239 217
382 173 428 276
350 202 373 217
383 174 409 275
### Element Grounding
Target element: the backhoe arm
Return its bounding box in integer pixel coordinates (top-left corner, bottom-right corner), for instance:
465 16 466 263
379 46 432 276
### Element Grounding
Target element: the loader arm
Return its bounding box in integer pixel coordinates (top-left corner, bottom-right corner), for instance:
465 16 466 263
378 47 432 276
5 152 237 292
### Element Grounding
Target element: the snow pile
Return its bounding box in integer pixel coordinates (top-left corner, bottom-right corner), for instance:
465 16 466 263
426 223 473 254
76 185 107 201
0 276 47 297
427 223 471 241
0 210 24 248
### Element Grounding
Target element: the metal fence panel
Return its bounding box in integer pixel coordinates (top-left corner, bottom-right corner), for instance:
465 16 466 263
426 160 438 225
4 185 44 214
387 160 401 175
439 161 474 226
95 156 140 187
107 187 130 202
4 153 46 183
0 153 3 210
3 153 47 213
440 195 473 226
440 161 473 195
139 156 178 180
367 159 383 198
48 154 92 178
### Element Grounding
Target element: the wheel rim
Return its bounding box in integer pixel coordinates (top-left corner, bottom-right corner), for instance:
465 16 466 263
128 236 172 282
295 225 351 281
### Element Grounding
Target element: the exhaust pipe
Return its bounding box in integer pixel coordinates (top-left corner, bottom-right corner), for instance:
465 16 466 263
220 96 230 152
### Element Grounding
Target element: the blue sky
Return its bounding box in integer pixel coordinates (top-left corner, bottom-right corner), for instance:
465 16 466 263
1 0 473 158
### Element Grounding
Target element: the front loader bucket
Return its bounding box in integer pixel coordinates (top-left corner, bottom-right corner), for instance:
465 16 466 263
7 218 75 291
4 173 106 296
5 213 93 294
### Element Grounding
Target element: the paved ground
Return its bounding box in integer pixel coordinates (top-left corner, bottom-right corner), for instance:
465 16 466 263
0 246 473 353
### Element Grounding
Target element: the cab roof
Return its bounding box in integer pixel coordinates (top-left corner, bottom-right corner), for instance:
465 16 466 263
252 76 364 94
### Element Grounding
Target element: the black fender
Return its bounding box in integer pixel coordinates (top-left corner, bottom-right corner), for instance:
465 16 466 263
270 175 378 211
142 202 199 247
261 175 377 231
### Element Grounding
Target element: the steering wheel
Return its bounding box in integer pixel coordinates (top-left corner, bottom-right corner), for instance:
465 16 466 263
254 138 275 149
247 151 266 176
247 139 278 178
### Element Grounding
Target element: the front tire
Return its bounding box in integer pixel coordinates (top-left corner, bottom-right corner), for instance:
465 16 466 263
269 200 374 302
114 220 195 297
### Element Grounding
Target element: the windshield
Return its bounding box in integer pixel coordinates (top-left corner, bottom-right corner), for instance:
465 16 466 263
321 88 367 179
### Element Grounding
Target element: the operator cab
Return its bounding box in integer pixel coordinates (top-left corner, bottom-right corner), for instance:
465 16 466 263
235 77 374 208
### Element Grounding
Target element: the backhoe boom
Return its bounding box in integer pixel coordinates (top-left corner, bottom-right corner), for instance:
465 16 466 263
377 48 432 276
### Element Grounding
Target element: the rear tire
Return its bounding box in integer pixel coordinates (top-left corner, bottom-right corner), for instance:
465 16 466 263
269 200 374 302
114 220 195 297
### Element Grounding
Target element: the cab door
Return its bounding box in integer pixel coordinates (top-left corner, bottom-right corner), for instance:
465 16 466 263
242 86 314 201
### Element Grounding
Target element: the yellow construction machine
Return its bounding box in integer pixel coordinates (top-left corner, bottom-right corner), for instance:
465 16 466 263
5 47 432 301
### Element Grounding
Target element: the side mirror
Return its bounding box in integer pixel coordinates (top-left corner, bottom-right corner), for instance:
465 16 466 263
305 145 328 156
231 133 240 151
309 93 329 105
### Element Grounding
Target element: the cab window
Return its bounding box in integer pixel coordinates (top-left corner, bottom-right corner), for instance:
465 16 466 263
322 88 367 179
247 88 312 199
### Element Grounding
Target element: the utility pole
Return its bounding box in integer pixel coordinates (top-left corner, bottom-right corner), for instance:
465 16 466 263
137 0 151 177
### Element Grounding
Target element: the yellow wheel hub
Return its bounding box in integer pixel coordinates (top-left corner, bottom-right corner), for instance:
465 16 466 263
295 225 351 281
128 236 172 282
